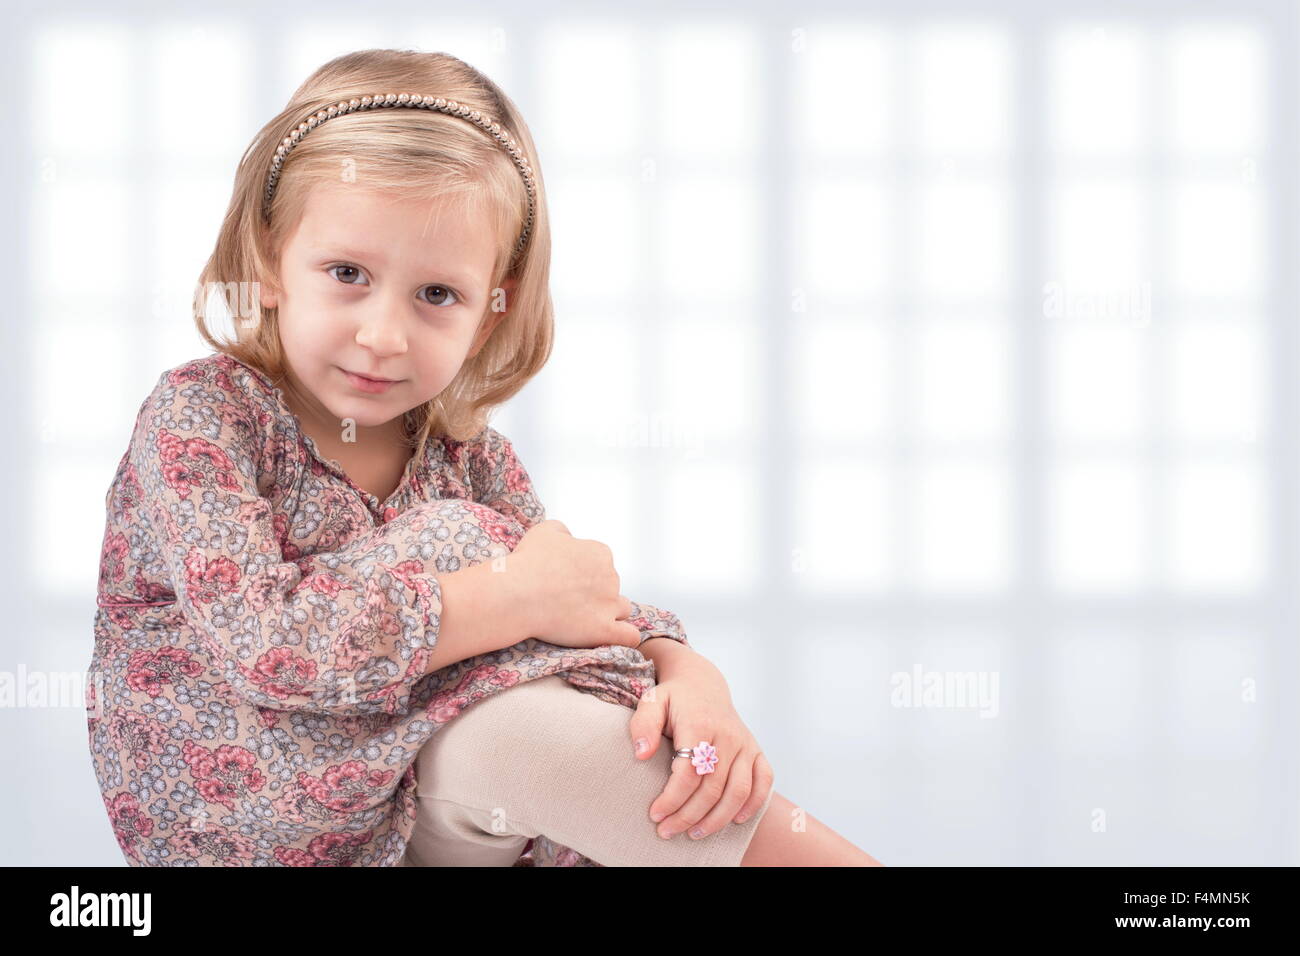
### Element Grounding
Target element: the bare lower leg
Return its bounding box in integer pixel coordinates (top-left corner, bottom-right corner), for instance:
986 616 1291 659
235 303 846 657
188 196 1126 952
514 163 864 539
739 791 884 866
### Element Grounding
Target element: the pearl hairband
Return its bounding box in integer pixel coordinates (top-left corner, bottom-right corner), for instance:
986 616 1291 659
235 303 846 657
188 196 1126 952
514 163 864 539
263 92 537 262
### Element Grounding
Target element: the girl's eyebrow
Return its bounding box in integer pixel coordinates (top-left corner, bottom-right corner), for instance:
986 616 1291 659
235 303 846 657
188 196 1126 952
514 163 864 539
315 245 480 290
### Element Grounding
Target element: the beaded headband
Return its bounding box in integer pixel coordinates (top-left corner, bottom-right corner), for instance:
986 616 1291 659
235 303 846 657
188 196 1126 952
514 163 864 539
263 92 537 262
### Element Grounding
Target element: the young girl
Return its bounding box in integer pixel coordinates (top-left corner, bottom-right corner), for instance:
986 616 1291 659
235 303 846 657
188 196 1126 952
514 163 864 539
86 48 882 867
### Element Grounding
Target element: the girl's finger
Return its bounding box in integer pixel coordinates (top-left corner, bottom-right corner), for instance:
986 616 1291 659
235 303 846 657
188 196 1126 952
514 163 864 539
731 751 774 825
647 726 709 826
654 732 738 839
679 749 756 840
627 684 667 759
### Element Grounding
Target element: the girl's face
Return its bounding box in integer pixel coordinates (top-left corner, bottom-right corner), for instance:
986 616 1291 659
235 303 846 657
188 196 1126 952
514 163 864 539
260 181 513 441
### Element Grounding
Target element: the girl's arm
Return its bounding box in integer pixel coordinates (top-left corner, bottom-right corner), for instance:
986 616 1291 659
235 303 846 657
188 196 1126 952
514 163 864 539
429 557 534 672
127 364 527 717
463 425 690 649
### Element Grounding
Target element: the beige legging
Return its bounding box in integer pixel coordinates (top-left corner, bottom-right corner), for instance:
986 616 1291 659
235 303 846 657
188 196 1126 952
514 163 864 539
398 674 774 866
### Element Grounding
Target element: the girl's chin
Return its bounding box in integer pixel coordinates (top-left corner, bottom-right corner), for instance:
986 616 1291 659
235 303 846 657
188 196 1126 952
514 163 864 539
331 406 398 428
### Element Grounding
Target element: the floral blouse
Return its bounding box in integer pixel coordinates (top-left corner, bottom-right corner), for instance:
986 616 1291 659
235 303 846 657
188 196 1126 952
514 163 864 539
86 352 689 867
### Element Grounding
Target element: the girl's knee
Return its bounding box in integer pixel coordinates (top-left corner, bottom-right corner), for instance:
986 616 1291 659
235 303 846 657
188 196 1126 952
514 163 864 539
492 679 650 795
415 677 639 805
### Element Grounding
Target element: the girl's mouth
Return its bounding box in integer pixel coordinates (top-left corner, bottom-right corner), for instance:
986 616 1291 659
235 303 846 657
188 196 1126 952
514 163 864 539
339 367 401 394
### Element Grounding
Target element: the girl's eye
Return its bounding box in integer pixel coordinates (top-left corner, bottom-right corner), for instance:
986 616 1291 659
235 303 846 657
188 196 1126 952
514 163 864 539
327 264 368 285
327 265 458 307
420 285 460 308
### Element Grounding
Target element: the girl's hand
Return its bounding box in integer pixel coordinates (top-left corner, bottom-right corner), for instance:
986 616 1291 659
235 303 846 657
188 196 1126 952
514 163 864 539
627 656 775 841
507 520 642 650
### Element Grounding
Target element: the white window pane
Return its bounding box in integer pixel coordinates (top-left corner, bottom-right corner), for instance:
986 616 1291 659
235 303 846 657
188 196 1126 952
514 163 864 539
686 621 767 726
1166 460 1264 593
33 25 130 157
662 460 758 592
1167 319 1264 444
149 23 250 159
913 459 1010 592
542 317 643 445
1048 179 1148 293
1049 24 1148 156
1168 24 1266 155
1168 632 1266 759
32 179 132 301
916 316 1010 442
1160 760 1268 862
37 457 108 598
795 23 896 156
1049 630 1150 758
915 761 1017 863
547 458 648 588
916 24 1011 156
660 176 758 300
908 628 1011 750
540 24 639 158
798 629 895 751
152 318 211 377
550 173 641 298
1168 179 1263 299
915 178 1010 299
794 317 893 442
795 176 893 301
153 176 238 318
1049 322 1149 442
793 460 894 592
34 319 132 447
662 318 756 445
1049 459 1150 592
661 24 758 157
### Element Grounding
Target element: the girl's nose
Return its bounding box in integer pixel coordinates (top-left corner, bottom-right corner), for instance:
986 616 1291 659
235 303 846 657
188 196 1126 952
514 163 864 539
354 302 408 356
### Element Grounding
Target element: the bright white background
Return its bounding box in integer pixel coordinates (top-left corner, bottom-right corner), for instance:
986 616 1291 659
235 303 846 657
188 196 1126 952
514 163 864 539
1 0 1296 866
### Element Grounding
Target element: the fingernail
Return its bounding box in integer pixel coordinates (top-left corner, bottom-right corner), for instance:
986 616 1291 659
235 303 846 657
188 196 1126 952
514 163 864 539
650 811 665 822
634 738 648 755
657 827 673 839
733 812 749 825
689 827 705 839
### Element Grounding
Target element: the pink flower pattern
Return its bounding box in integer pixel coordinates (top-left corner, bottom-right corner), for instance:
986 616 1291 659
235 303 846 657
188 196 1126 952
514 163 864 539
86 353 690 866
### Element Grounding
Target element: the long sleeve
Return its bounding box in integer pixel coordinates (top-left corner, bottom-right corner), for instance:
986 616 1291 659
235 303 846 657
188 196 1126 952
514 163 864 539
129 369 446 717
464 425 689 647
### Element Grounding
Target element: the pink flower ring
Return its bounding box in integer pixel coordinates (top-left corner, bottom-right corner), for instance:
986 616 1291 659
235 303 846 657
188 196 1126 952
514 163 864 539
690 740 718 775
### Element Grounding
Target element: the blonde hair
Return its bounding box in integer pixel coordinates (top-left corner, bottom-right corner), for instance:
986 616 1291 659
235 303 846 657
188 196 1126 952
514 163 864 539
194 48 554 448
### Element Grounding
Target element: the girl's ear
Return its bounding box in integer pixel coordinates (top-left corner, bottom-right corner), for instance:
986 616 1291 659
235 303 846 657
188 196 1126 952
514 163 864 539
259 278 279 310
258 252 284 310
